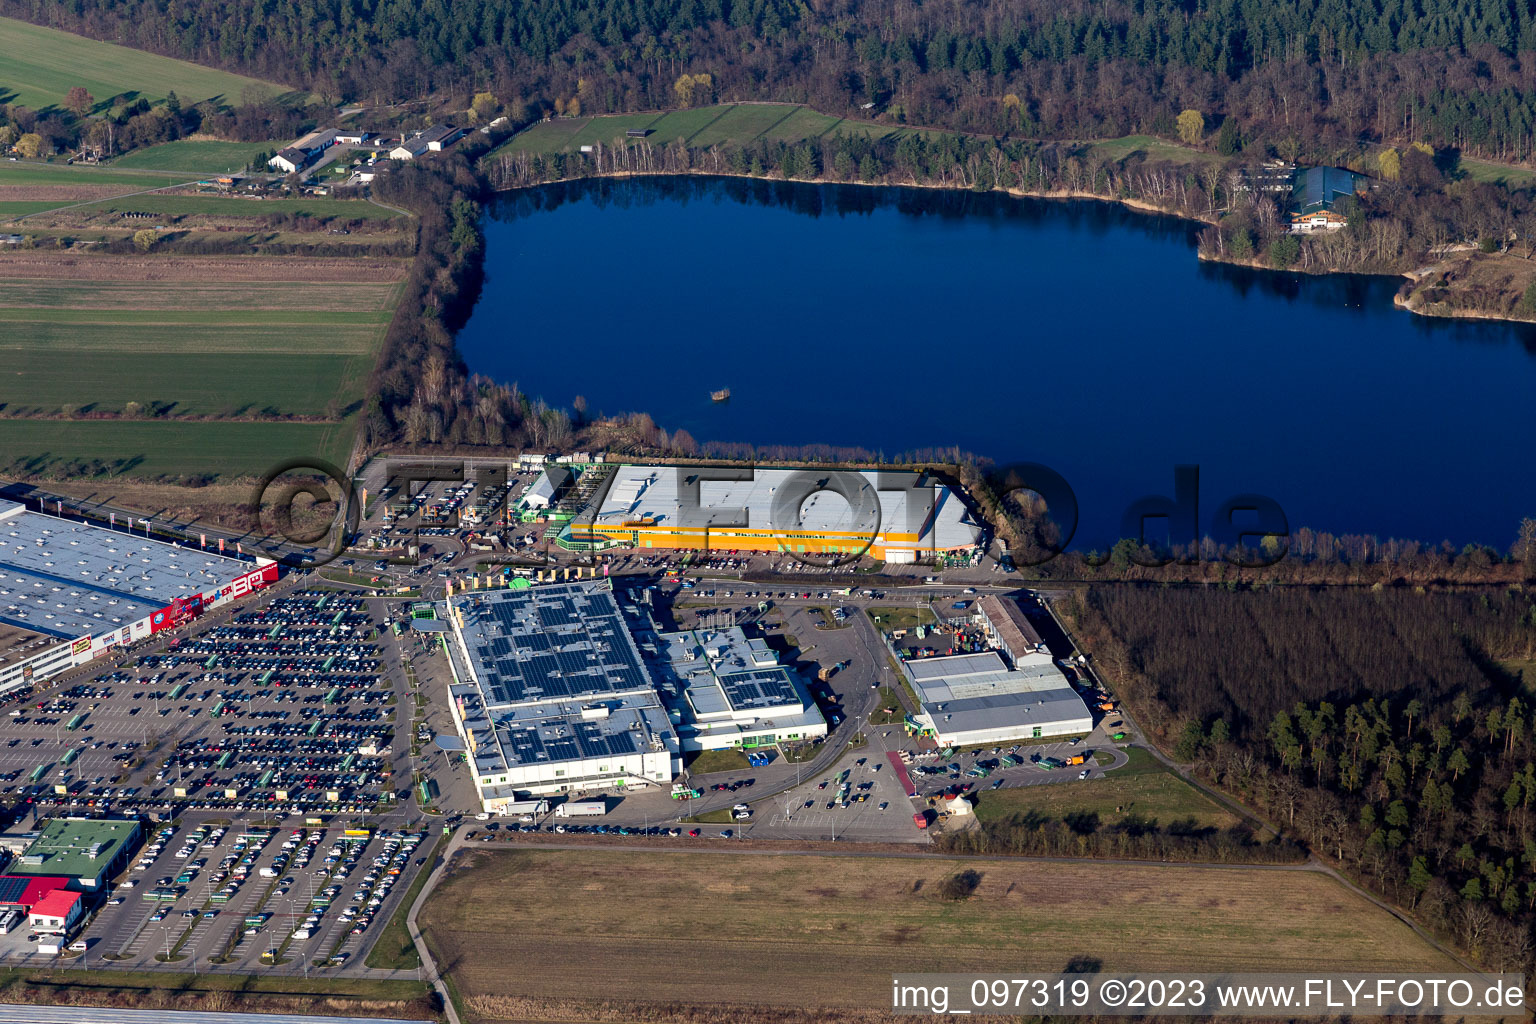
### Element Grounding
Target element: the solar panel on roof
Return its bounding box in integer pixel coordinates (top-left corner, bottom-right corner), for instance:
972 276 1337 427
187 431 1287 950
0 876 28 904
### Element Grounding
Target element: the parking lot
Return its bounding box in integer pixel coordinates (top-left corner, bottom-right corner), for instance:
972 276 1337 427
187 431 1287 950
64 590 398 819
76 821 428 972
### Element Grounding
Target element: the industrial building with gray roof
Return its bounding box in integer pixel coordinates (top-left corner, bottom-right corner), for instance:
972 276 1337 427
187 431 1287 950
907 597 1091 745
442 582 681 805
0 499 277 692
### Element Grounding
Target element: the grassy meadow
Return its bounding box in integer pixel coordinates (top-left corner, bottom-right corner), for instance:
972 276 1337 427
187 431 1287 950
500 103 947 157
0 255 405 480
972 748 1238 829
112 140 283 175
0 16 295 111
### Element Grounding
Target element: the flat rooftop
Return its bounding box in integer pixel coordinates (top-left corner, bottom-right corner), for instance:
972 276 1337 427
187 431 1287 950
494 696 674 769
908 651 1091 735
647 626 808 719
924 687 1091 735
590 465 979 550
0 620 54 671
0 499 255 639
11 817 138 880
445 582 679 775
450 582 657 708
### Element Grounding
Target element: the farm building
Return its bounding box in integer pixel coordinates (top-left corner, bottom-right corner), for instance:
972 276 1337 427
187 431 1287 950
906 649 1091 747
0 499 279 693
643 625 827 751
267 147 309 174
442 582 681 806
10 817 141 890
290 128 340 152
561 464 980 563
389 125 464 160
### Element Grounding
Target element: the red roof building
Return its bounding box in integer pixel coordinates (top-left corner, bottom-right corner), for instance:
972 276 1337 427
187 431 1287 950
0 874 68 911
27 888 81 930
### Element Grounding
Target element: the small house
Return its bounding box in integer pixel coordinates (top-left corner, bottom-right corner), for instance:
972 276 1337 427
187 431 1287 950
1288 166 1366 234
27 888 81 933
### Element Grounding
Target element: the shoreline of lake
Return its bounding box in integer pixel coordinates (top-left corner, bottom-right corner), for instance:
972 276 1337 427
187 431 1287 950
462 175 1536 548
489 168 1536 327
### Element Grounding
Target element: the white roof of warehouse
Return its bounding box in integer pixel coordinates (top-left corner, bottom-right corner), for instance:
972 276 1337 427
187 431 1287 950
908 651 1092 735
0 499 255 639
591 465 979 550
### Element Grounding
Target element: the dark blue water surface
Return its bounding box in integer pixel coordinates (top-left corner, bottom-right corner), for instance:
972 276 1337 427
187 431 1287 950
459 176 1536 550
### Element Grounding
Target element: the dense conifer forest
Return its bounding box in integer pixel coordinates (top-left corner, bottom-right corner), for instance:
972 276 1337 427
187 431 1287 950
14 0 1536 159
1069 585 1536 968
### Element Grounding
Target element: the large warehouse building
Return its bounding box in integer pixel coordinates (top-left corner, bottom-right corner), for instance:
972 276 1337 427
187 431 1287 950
0 499 278 692
643 625 827 751
10 817 141 890
442 581 829 808
907 596 1092 746
443 582 683 807
563 465 980 563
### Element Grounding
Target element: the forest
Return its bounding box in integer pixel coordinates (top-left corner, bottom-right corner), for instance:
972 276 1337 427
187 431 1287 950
12 0 1536 161
1067 585 1536 970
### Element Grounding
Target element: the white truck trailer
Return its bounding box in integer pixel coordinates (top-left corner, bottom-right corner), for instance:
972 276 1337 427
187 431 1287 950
555 799 607 817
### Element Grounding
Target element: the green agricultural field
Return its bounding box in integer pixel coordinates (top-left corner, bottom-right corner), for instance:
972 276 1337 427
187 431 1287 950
1088 134 1222 166
0 278 398 311
635 106 734 146
0 201 82 215
1 191 406 222
685 104 802 148
88 194 401 220
759 105 846 143
501 103 947 158
0 263 404 480
972 748 1239 829
0 351 368 417
0 162 187 188
1458 156 1536 187
112 140 283 175
561 113 664 151
0 420 356 480
0 16 296 112
504 117 588 154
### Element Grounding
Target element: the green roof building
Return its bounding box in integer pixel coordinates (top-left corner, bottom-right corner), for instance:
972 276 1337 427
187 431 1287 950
11 817 140 889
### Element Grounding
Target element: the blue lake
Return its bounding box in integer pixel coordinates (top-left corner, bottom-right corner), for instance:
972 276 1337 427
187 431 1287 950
459 176 1536 551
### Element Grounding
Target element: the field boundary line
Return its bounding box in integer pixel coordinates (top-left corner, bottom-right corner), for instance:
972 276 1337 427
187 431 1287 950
6 178 205 222
751 105 802 144
407 830 463 1024
683 105 735 146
